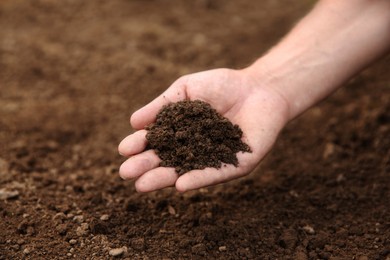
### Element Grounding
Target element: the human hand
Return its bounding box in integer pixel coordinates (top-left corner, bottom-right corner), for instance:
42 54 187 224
118 68 289 192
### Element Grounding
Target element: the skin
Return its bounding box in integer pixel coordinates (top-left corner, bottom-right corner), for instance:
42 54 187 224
119 0 390 193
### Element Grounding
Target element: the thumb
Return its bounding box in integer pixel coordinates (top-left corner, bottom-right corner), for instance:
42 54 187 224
130 77 188 129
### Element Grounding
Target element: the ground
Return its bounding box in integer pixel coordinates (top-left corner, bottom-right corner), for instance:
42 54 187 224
0 0 389 259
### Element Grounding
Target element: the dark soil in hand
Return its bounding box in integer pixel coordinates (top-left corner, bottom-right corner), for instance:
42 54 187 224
146 100 251 174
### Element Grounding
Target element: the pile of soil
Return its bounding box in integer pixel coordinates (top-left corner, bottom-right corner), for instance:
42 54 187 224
146 100 251 174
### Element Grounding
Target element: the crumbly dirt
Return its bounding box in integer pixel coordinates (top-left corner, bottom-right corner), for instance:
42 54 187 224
146 100 251 174
0 0 389 259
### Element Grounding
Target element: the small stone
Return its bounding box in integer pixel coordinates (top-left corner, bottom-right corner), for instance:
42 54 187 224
323 142 335 159
100 214 109 221
168 205 176 215
69 239 77 245
73 215 84 223
23 247 31 255
22 213 30 218
336 174 345 183
109 247 126 257
53 212 66 221
303 225 315 235
218 246 227 252
69 248 75 253
67 253 72 257
0 189 19 200
289 190 299 198
76 223 89 237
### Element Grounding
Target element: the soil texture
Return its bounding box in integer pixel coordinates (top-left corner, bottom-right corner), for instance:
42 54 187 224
0 0 389 259
146 100 251 174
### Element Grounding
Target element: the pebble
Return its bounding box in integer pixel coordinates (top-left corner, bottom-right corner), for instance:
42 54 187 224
76 223 89 237
303 225 315 235
69 239 77 245
73 215 84 223
23 247 31 255
218 246 227 252
100 214 109 221
336 174 345 183
53 212 66 221
109 247 126 257
0 189 19 200
168 205 176 215
323 142 335 159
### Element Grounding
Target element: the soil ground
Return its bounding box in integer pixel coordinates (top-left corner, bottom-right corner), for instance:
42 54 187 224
0 0 389 259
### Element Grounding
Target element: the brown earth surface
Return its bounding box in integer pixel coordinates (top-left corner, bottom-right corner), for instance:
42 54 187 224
0 0 389 259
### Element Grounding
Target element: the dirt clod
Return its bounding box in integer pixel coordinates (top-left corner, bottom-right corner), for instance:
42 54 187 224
109 247 126 257
146 100 251 174
0 189 19 200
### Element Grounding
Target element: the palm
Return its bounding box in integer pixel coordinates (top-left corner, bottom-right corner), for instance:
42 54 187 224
119 69 288 192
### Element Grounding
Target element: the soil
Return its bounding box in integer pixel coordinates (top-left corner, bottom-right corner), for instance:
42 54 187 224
0 0 389 259
146 100 251 175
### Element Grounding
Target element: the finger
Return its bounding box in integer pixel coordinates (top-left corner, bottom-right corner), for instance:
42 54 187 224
175 166 238 193
134 167 178 193
130 78 188 130
119 150 161 180
118 130 148 156
175 152 255 192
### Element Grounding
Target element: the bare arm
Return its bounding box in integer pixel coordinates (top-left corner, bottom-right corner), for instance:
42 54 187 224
245 0 390 120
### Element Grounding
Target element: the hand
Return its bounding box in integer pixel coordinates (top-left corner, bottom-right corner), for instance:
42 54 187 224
118 68 289 192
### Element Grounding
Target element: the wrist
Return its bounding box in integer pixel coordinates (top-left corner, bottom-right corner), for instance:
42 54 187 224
240 59 292 125
241 53 301 122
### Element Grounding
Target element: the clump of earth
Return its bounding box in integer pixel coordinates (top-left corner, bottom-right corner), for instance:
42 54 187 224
145 100 251 175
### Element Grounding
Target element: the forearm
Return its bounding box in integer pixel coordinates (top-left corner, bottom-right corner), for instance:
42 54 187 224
245 0 390 120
